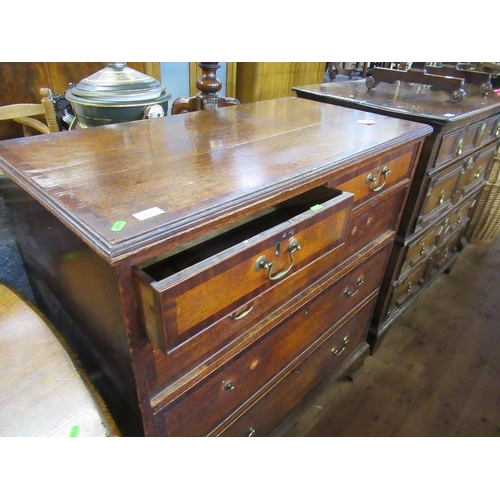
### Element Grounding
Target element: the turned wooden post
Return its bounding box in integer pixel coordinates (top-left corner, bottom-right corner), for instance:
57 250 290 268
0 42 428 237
171 62 239 114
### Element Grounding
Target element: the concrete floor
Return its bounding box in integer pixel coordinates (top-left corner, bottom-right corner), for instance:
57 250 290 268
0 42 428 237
274 235 500 436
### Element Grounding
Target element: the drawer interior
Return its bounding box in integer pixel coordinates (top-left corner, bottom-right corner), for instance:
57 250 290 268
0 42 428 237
140 185 344 281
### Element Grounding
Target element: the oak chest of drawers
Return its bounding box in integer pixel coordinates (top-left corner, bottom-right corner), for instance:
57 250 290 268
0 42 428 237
0 97 430 436
294 78 500 350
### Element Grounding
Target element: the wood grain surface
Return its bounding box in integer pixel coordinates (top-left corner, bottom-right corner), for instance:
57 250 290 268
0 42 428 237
0 97 430 263
0 283 118 437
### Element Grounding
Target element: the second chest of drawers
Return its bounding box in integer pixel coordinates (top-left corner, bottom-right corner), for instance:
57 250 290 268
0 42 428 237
294 77 500 350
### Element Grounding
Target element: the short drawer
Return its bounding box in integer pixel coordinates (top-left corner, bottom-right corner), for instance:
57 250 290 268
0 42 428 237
457 144 497 198
417 159 464 228
429 224 465 274
152 243 392 436
474 116 500 149
133 186 353 353
462 122 485 154
400 225 439 276
329 143 417 211
218 296 376 437
436 128 464 168
388 259 429 315
436 117 500 169
343 187 407 255
435 196 476 246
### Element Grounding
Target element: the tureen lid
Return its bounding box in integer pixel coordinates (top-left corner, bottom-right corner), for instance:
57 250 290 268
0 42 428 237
67 62 169 103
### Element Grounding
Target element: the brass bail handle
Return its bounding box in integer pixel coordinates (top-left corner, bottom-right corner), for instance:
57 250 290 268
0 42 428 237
366 165 391 192
331 335 350 357
255 237 301 281
344 277 364 297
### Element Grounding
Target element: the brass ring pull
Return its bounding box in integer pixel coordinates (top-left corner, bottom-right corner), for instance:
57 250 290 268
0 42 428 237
255 237 301 281
344 277 364 297
232 301 255 320
366 165 391 192
331 335 350 357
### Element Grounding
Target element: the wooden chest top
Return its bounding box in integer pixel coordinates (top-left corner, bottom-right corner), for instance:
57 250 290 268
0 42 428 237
0 97 430 263
293 81 500 126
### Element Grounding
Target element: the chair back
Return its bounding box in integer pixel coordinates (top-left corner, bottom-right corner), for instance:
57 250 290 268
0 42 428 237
0 88 59 136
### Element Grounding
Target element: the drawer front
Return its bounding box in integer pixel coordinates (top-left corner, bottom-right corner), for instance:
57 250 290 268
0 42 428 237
462 122 484 154
436 116 500 169
388 259 429 315
134 187 353 353
151 193 402 389
343 187 406 255
418 160 464 226
153 243 392 436
458 144 497 198
436 128 464 168
435 196 476 246
401 225 438 276
330 143 417 211
475 116 500 149
429 227 464 273
218 296 376 437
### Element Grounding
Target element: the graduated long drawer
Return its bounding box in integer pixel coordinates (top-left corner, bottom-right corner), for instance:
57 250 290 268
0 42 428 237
133 186 353 354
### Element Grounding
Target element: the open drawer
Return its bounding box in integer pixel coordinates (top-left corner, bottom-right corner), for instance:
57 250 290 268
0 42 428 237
133 186 353 353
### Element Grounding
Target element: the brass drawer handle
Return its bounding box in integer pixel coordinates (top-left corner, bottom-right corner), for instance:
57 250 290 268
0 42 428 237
223 380 235 391
406 281 412 293
477 123 487 144
331 335 350 356
438 189 446 204
366 165 391 192
232 301 255 320
246 427 256 437
255 237 301 281
344 277 364 297
495 124 500 138
475 166 482 179
420 242 427 255
456 138 464 156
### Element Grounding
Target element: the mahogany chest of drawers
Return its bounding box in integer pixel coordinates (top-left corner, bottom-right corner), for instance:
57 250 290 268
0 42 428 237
294 79 500 350
0 97 430 436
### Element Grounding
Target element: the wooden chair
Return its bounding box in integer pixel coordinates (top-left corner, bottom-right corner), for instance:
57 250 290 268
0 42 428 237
0 88 59 136
0 282 119 437
172 62 239 115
